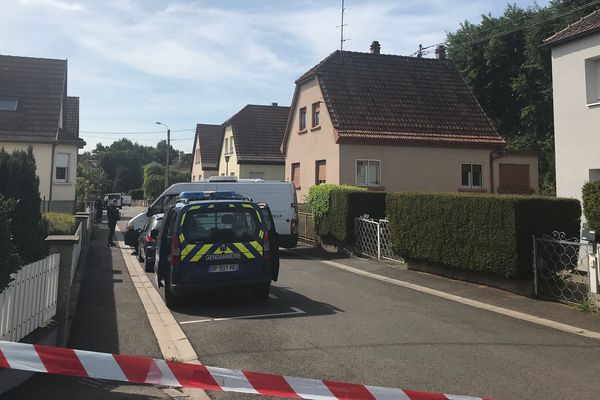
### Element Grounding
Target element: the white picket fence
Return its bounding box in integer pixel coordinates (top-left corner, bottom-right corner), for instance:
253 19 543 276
0 254 60 342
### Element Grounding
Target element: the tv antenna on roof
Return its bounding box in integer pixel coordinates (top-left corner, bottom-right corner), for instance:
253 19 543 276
337 0 349 50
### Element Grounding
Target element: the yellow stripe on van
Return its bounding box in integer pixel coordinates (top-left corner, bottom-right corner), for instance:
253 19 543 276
242 204 253 208
233 242 255 259
229 204 236 208
181 244 195 258
213 246 234 255
179 233 185 244
250 241 263 255
208 204 215 208
190 205 201 210
190 244 213 262
255 211 262 222
180 213 186 226
258 230 264 239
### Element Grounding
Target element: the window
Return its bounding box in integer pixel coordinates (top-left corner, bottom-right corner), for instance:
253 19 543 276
229 137 234 154
291 163 300 189
224 138 229 154
585 57 600 105
249 172 265 179
311 102 320 127
192 175 196 181
55 153 70 182
195 149 201 163
0 97 19 111
461 163 483 189
299 107 307 131
230 172 235 176
356 160 380 187
315 160 326 184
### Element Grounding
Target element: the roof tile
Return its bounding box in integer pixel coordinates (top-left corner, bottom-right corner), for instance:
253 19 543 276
544 9 600 46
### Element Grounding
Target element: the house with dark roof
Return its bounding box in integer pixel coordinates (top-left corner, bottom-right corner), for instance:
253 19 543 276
543 9 600 201
0 54 85 212
217 104 290 179
191 123 223 181
282 42 539 200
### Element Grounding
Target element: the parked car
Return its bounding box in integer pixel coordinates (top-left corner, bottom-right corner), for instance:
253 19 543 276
104 193 122 209
155 192 275 308
138 213 164 272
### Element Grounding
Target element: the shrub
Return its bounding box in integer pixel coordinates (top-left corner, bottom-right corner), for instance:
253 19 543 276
582 180 600 232
317 191 387 242
387 193 581 278
0 195 21 293
306 184 364 220
0 147 45 263
130 189 144 200
43 212 77 235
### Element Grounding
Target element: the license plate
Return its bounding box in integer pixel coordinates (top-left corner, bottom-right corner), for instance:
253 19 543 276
208 264 239 273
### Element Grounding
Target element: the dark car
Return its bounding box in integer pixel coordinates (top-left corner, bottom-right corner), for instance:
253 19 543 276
155 198 275 308
138 213 164 272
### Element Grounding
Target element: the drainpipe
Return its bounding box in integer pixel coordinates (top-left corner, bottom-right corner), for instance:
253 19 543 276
489 149 504 194
48 143 56 212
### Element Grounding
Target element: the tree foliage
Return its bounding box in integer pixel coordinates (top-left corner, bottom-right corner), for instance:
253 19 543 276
0 195 21 293
142 162 190 200
446 0 597 196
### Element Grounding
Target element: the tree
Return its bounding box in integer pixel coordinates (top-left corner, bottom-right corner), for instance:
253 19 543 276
0 195 21 293
446 0 597 195
0 147 45 263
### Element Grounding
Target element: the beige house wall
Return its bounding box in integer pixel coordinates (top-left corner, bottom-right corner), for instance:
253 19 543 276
191 138 203 181
202 168 219 180
0 142 53 199
218 125 239 177
552 32 600 201
239 164 284 180
493 153 539 194
339 144 495 193
284 78 340 201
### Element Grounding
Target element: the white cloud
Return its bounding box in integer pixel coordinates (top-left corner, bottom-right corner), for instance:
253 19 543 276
19 0 83 11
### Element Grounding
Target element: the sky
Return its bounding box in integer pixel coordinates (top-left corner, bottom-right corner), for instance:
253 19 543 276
0 0 550 153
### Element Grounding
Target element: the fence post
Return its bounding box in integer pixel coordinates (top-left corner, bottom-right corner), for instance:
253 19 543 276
532 235 538 297
377 222 381 260
45 233 79 346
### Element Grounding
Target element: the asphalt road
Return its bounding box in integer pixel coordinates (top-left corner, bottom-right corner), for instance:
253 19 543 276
118 207 600 400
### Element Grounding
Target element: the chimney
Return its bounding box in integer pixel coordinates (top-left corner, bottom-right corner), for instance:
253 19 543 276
271 102 278 107
435 45 446 60
370 41 381 55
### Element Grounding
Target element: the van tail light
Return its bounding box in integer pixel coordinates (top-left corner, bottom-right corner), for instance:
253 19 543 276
263 230 271 260
291 219 298 235
146 234 157 243
169 234 181 266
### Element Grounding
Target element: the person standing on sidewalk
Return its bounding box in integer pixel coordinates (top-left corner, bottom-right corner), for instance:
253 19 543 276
107 200 120 247
95 197 103 223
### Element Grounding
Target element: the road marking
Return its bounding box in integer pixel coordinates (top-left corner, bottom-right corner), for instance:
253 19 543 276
309 257 600 341
115 225 210 400
180 307 306 325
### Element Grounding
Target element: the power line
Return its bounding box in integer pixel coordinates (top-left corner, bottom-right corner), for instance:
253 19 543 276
406 0 600 56
79 128 195 134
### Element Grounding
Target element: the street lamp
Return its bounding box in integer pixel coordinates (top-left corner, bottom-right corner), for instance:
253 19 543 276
155 121 171 189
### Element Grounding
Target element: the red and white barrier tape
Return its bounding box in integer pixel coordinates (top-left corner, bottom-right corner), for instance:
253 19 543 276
0 341 491 399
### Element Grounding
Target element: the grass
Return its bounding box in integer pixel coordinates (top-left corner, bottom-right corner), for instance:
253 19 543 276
44 212 76 235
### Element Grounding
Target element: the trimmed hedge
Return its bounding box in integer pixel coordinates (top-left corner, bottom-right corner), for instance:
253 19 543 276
582 180 600 232
387 193 581 278
43 213 77 235
306 184 364 220
130 188 144 200
317 190 387 243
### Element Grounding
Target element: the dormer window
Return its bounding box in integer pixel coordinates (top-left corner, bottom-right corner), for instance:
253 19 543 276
0 97 19 111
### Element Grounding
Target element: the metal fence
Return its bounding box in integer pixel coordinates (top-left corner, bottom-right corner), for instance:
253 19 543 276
0 254 60 342
354 215 403 261
298 212 318 243
533 231 594 304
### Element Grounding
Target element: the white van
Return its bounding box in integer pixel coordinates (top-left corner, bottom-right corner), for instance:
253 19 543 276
121 195 132 207
126 177 299 248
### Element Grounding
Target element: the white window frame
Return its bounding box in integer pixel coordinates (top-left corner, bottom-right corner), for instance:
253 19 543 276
355 159 382 187
460 163 483 189
585 57 600 106
54 152 70 183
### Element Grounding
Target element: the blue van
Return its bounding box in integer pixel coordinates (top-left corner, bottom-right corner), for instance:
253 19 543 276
154 197 276 307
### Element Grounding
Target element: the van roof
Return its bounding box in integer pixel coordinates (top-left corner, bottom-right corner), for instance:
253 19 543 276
174 199 253 210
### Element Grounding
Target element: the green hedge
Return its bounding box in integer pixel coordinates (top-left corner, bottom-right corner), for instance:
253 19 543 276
582 180 600 232
43 213 77 235
130 188 144 200
306 184 364 220
387 193 581 278
316 190 387 243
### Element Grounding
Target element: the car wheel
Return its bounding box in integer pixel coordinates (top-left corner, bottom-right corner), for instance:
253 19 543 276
144 258 154 273
164 273 183 308
253 281 271 301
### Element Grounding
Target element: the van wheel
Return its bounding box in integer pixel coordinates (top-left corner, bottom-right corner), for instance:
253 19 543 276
164 274 183 308
253 282 271 300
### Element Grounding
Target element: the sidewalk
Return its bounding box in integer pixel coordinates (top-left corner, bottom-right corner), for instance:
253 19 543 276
288 245 600 334
0 221 179 400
